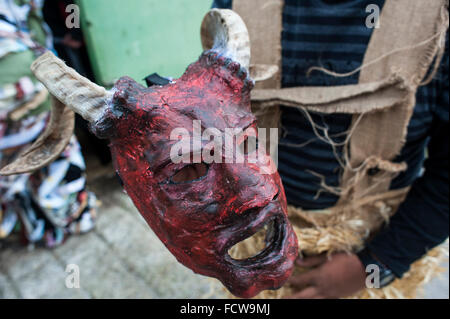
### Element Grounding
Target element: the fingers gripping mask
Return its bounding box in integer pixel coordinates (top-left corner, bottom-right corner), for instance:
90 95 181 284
0 9 298 298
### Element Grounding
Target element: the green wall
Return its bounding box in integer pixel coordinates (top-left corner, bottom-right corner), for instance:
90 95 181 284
78 0 211 86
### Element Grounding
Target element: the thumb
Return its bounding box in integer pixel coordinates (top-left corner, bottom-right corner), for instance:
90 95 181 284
296 253 328 268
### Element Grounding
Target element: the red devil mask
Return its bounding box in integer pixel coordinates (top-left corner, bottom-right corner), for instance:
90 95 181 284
0 9 298 298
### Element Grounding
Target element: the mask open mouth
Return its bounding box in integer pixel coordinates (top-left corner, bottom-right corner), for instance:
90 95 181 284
226 217 284 265
219 208 297 298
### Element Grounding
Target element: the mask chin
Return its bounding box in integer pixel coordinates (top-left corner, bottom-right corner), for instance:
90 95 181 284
214 205 297 298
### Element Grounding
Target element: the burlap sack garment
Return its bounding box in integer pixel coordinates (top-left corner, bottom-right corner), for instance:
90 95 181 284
228 0 449 299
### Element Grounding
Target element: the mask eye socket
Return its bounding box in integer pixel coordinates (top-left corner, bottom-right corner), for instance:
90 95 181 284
170 163 209 184
239 135 258 155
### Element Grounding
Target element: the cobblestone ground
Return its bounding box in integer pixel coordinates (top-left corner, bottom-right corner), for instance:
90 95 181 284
0 174 448 299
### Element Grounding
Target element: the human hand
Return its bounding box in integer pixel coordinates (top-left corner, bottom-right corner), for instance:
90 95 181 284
286 252 366 299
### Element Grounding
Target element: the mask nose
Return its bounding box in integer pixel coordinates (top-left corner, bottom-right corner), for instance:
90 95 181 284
222 162 278 212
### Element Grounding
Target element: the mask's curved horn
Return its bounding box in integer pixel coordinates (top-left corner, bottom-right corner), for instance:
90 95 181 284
0 51 111 176
0 97 74 175
31 51 112 123
201 9 250 70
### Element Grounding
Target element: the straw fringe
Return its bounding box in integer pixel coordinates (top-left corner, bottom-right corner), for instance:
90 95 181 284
222 198 448 299
224 233 447 299
351 243 448 299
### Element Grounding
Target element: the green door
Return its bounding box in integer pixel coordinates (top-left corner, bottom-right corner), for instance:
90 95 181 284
78 0 211 86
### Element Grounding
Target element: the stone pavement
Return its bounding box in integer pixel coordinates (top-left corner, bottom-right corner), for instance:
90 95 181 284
0 174 448 299
0 174 225 299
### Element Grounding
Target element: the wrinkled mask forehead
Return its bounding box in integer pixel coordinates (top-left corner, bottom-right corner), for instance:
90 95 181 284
106 51 257 162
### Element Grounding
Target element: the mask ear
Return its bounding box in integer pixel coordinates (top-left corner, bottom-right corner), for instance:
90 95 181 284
0 96 74 175
91 76 147 139
112 76 147 113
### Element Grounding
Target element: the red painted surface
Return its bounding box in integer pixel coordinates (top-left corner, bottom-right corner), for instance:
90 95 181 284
93 51 298 298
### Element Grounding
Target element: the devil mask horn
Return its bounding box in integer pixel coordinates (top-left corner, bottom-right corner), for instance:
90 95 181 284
1 9 252 175
1 9 298 298
0 51 113 175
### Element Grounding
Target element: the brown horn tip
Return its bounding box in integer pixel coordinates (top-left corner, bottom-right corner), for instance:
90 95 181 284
0 97 74 176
